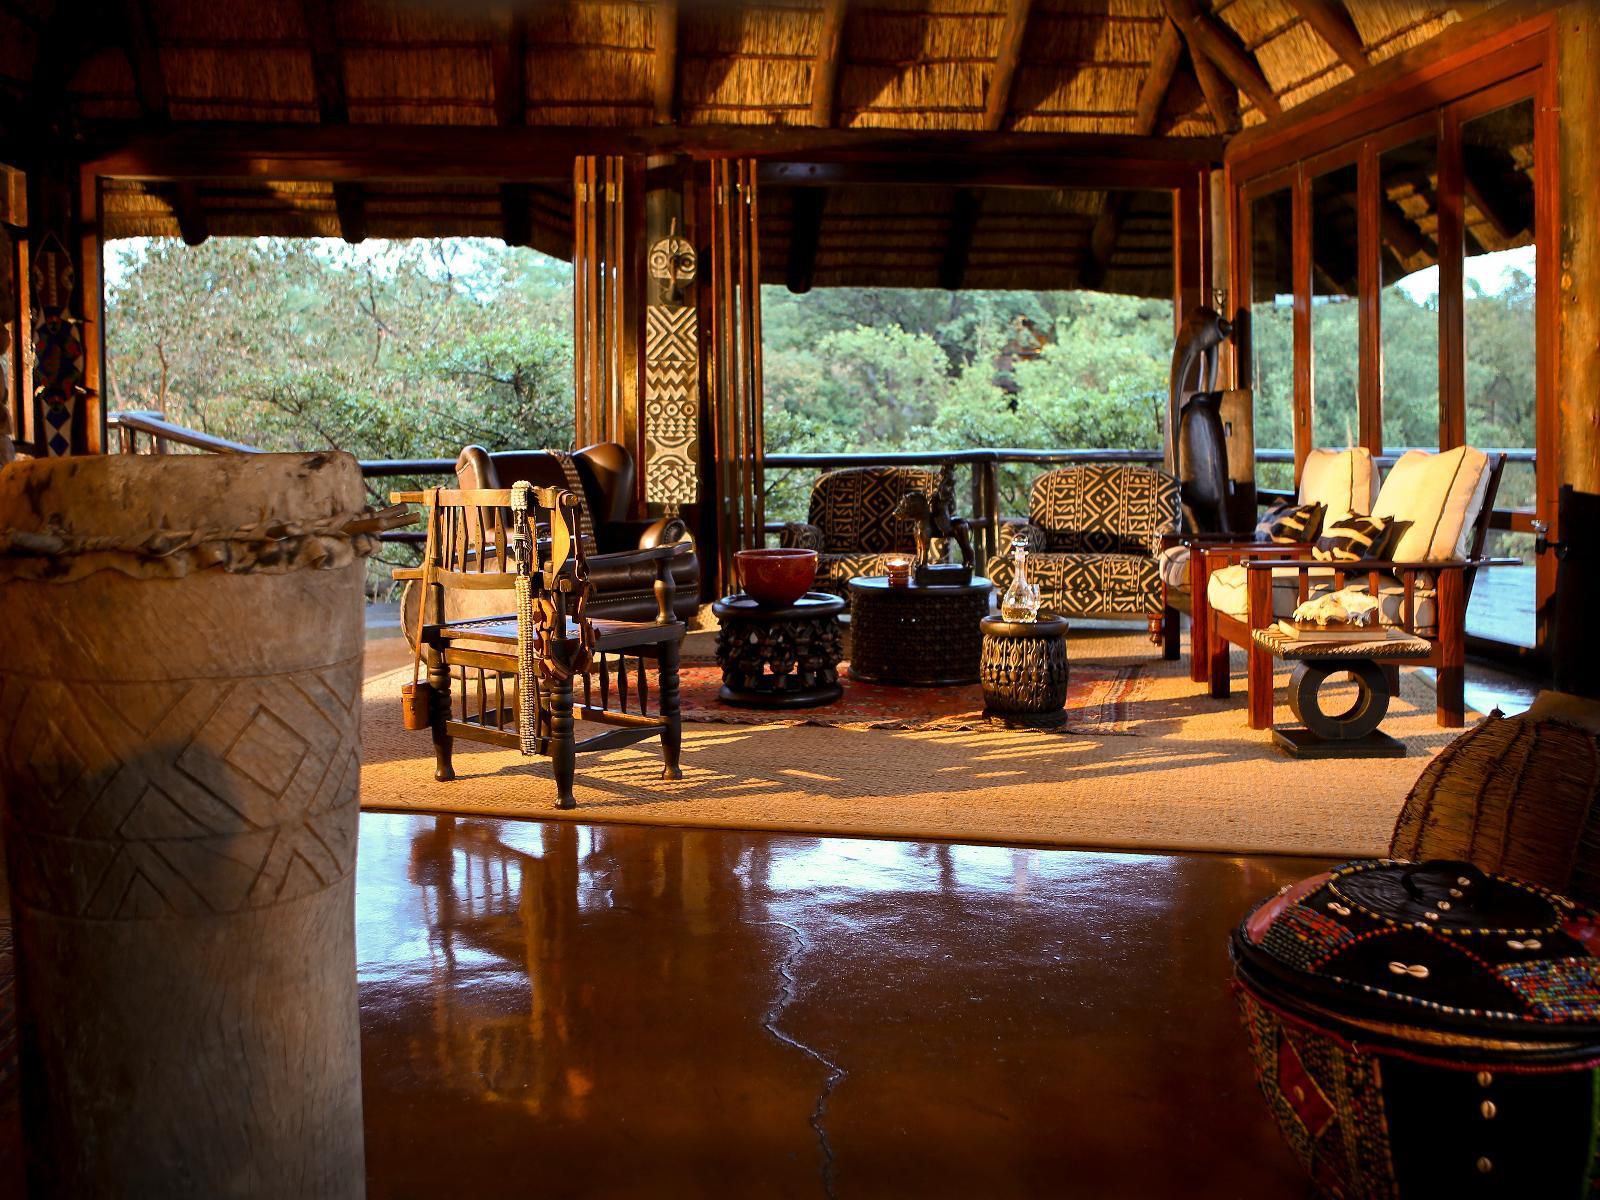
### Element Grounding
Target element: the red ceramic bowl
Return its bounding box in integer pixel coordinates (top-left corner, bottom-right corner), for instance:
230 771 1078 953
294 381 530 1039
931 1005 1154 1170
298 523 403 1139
736 548 817 607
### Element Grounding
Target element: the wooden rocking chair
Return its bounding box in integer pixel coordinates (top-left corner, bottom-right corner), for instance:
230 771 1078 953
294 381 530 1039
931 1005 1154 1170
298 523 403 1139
392 483 686 809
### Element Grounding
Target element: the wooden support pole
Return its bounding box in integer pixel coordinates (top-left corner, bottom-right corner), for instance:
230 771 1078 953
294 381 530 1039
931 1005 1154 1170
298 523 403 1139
332 182 366 244
653 0 679 125
811 0 848 128
785 186 826 294
171 181 209 246
938 188 982 291
1190 48 1241 134
491 8 527 129
983 0 1032 132
1556 5 1599 497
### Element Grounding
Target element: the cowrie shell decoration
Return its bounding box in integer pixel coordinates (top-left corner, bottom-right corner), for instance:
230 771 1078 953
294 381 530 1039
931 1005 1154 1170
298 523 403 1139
1388 961 1431 979
1327 902 1351 916
1507 938 1542 951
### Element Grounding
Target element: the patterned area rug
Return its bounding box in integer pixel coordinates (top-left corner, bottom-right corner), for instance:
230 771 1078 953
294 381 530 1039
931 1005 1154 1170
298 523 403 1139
676 662 1143 734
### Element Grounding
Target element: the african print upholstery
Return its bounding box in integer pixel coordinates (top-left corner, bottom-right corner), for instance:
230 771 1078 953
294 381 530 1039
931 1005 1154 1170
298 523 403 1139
1312 514 1397 562
1027 465 1182 558
779 465 954 594
985 466 1180 620
1255 499 1324 545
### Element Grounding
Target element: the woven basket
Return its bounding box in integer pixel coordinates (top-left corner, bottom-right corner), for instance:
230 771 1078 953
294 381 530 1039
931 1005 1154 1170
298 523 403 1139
1389 712 1600 904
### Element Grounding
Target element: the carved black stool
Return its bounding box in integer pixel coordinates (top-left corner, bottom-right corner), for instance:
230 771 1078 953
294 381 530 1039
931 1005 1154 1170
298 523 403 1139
1251 627 1435 758
980 613 1071 727
847 575 992 686
712 592 845 708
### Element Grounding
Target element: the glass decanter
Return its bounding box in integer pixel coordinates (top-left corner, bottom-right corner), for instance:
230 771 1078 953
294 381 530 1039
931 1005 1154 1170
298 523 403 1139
1000 535 1041 622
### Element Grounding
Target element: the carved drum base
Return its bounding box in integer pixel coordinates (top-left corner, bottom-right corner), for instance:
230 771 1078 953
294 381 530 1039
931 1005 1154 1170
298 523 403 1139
980 614 1071 727
713 591 845 709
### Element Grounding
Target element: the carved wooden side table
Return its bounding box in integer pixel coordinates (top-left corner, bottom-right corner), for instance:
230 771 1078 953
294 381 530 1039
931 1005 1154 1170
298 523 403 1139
847 575 992 686
1251 626 1435 758
980 613 1071 726
713 591 845 708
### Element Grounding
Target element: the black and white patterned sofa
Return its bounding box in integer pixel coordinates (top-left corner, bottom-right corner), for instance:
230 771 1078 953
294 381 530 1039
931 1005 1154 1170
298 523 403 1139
986 464 1181 620
778 464 955 595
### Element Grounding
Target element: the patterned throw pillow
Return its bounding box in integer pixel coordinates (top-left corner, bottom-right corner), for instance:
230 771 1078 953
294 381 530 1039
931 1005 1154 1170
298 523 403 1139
1254 499 1324 545
1311 514 1394 562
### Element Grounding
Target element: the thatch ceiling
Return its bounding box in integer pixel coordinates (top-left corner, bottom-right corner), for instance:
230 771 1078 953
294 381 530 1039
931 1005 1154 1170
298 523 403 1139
0 0 1505 294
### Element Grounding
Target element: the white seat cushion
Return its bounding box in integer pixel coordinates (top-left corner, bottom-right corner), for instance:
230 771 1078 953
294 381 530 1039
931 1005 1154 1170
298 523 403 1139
1158 544 1190 590
1299 448 1378 524
1207 565 1438 634
1373 446 1492 563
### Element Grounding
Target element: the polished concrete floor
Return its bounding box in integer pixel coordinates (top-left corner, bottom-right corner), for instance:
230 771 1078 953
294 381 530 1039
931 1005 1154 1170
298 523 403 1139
358 812 1316 1198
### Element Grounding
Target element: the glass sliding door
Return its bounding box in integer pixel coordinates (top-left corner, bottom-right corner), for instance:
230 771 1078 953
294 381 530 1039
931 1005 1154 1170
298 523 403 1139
1459 97 1538 648
1309 162 1360 451
1246 185 1295 494
1377 133 1441 455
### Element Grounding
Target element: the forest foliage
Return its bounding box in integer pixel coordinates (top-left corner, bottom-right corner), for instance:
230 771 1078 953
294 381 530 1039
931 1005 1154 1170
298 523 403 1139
104 236 1538 532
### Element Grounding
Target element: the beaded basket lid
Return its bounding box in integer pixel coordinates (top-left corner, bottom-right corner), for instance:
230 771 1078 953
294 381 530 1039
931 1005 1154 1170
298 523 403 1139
1233 860 1600 1042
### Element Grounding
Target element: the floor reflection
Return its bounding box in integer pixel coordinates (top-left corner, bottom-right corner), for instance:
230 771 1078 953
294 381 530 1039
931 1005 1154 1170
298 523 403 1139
355 812 1316 1198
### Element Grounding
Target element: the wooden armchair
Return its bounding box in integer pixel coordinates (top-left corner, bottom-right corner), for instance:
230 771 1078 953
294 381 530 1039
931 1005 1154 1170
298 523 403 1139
392 483 686 810
1201 449 1508 730
1160 446 1378 682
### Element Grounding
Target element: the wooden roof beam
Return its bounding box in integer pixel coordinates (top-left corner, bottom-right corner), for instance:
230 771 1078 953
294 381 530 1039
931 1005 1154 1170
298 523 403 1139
301 0 348 124
811 0 848 128
1163 0 1281 119
983 0 1032 132
333 181 366 244
1284 0 1368 74
171 181 207 245
491 8 528 129
653 0 678 125
118 0 168 120
1188 44 1240 133
785 186 827 293
938 188 982 290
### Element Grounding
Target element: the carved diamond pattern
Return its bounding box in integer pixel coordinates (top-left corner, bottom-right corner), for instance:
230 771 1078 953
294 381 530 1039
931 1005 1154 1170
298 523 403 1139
0 658 363 919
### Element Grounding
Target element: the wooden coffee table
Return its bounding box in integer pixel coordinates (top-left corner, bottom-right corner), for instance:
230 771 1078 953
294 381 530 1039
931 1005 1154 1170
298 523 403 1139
847 575 991 686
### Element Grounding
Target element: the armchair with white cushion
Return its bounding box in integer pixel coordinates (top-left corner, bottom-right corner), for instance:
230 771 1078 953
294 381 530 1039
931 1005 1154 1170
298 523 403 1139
1159 447 1380 682
1199 446 1508 730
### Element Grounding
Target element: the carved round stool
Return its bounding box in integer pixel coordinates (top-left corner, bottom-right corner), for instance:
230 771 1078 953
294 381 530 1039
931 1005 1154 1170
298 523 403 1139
713 591 845 708
980 613 1071 727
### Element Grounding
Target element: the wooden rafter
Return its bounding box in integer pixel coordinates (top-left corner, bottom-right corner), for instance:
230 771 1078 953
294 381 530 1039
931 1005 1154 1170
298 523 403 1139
1189 44 1240 133
810 0 848 128
785 187 826 293
171 181 207 245
491 8 528 129
1163 0 1281 119
653 0 678 125
938 188 983 290
300 0 347 124
118 0 168 120
1083 20 1183 288
983 0 1032 132
333 181 366 244
1284 0 1368 74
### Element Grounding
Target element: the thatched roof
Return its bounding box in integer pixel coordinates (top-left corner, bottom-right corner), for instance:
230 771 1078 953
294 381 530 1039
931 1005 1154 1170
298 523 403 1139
0 0 1506 294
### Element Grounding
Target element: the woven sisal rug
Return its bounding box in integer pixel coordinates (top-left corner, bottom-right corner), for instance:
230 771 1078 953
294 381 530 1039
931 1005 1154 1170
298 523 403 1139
359 629 1475 858
675 661 1143 734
